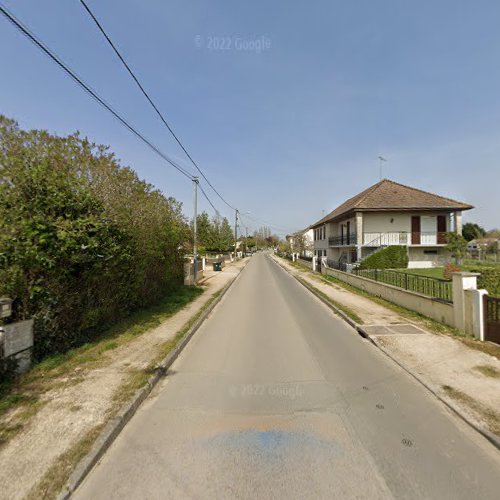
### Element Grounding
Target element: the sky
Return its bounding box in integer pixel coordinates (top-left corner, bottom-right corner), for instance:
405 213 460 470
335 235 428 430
1 0 500 236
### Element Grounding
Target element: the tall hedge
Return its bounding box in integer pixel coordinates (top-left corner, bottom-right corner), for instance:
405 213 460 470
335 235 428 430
468 267 500 296
359 245 409 270
0 116 189 359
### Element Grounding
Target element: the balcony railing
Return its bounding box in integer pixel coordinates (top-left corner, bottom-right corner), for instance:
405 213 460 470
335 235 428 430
328 233 357 246
327 231 447 247
363 232 447 247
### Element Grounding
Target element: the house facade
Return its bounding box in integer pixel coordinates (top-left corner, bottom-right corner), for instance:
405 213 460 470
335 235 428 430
467 238 500 256
286 227 314 257
310 179 473 269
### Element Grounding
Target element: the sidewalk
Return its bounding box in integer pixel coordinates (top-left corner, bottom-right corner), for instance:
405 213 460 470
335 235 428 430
275 256 500 441
0 259 247 500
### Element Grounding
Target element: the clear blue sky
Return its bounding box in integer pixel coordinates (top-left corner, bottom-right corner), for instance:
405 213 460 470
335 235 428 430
2 0 499 236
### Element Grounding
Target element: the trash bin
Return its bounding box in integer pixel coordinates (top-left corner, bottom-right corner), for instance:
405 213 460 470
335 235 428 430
213 262 222 272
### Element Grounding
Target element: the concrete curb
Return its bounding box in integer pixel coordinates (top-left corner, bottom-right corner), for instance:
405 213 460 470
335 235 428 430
58 264 247 499
273 256 500 452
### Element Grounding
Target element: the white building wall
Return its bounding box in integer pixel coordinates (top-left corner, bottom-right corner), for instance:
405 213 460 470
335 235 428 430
363 212 411 234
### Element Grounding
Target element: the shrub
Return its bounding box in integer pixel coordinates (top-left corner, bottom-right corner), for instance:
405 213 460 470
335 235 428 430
0 116 188 359
468 267 500 296
359 246 409 270
443 263 461 279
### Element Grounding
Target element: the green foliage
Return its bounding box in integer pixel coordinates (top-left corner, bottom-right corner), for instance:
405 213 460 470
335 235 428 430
0 116 188 359
190 212 235 253
462 222 486 241
443 263 461 279
445 232 468 264
468 268 500 296
359 246 409 270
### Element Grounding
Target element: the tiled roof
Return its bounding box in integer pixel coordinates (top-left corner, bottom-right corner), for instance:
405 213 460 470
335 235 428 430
311 179 473 227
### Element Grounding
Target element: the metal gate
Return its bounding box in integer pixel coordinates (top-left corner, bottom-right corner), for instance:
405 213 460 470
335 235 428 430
484 295 500 344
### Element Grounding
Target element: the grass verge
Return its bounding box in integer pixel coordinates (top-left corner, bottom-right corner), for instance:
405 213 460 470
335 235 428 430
24 285 227 500
473 365 500 378
442 385 500 436
0 286 203 447
285 257 500 360
298 278 363 324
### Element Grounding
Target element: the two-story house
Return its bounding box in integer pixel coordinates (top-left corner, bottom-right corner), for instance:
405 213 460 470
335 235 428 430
286 227 314 257
310 179 473 268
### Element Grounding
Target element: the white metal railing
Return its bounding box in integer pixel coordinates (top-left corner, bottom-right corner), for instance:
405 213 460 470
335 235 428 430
363 231 445 247
363 232 409 247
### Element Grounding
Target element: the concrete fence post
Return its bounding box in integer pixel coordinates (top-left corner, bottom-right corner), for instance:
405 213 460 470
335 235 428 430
451 272 480 331
312 256 317 272
202 257 206 271
471 289 488 341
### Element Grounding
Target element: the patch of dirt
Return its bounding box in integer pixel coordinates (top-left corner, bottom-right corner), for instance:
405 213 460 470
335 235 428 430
377 334 500 436
0 260 246 500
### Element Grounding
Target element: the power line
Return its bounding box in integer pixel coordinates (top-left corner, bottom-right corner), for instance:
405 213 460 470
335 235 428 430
2 2 292 238
78 0 236 211
0 3 195 181
198 183 221 218
240 212 295 233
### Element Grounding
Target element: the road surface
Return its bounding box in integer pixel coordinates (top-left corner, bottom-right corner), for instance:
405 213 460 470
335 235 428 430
75 253 500 499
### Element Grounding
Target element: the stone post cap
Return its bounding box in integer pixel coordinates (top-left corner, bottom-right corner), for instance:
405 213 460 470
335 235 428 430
450 272 480 277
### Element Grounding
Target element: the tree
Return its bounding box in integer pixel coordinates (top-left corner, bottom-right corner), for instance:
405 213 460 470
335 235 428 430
485 228 500 239
217 217 234 252
462 222 486 241
0 115 188 358
195 211 212 253
445 232 468 265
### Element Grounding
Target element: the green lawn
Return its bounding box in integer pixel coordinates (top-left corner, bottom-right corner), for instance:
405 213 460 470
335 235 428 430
402 268 445 279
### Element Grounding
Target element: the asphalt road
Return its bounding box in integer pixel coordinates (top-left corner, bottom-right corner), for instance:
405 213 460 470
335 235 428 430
74 253 500 499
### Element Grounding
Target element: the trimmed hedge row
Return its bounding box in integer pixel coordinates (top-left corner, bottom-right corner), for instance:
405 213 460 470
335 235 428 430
359 245 409 270
469 267 500 296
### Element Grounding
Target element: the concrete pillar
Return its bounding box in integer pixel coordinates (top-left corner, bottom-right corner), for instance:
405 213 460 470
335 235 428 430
355 212 363 262
202 257 206 271
472 289 488 341
455 211 463 235
312 256 317 272
452 272 479 331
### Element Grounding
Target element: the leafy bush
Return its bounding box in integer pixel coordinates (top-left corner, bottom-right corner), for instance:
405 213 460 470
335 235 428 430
443 263 461 279
468 267 500 296
359 246 409 270
0 116 188 359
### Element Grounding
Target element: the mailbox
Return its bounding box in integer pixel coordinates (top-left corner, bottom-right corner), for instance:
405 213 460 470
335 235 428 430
0 298 13 319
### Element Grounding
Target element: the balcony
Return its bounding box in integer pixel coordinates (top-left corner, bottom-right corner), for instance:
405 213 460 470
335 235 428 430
363 232 447 247
328 233 357 246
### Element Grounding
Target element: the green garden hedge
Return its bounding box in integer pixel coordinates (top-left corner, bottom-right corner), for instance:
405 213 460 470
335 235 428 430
359 245 409 270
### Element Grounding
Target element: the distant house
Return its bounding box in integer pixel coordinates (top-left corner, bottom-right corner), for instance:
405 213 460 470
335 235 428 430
310 179 473 269
467 238 500 255
286 228 314 258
